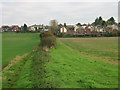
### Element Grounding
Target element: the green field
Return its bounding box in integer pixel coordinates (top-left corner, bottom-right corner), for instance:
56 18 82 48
59 37 118 61
2 33 118 88
2 33 40 66
46 38 118 88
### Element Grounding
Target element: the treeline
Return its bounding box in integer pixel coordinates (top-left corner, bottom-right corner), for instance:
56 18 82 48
92 16 116 26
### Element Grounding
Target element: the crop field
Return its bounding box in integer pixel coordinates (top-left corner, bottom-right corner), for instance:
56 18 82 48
2 33 119 88
59 37 118 62
2 33 40 66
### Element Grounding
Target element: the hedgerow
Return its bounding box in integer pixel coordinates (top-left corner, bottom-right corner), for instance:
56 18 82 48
40 32 56 51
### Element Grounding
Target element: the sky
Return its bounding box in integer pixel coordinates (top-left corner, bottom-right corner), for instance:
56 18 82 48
0 0 119 26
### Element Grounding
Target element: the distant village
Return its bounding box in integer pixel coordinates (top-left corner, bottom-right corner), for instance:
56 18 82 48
1 24 49 32
1 16 120 37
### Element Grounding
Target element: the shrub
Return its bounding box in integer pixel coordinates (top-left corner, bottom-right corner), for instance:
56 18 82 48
40 32 56 51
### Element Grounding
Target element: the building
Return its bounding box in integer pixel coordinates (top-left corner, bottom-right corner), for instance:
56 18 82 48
29 25 44 32
2 25 10 32
112 24 118 30
10 25 20 31
43 26 49 31
60 27 67 33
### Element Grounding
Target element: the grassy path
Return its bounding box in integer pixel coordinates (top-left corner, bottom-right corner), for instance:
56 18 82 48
46 39 118 88
2 53 30 88
2 46 57 88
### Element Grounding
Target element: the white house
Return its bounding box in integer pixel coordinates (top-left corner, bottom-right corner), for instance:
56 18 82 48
74 26 80 32
29 26 36 31
60 27 67 33
29 25 44 31
112 24 118 30
82 26 86 30
88 26 94 31
43 26 49 31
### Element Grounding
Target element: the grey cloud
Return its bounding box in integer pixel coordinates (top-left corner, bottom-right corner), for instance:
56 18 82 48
1 2 118 26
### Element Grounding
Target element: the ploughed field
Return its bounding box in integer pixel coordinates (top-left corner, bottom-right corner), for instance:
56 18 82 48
2 33 118 88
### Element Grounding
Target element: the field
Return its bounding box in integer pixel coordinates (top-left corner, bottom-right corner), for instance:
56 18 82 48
59 37 118 62
46 38 118 88
2 33 119 88
2 33 40 66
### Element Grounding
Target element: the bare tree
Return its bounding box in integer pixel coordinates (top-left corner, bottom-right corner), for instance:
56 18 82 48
49 20 59 36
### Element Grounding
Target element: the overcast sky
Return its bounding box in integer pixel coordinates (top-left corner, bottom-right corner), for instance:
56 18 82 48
0 0 119 26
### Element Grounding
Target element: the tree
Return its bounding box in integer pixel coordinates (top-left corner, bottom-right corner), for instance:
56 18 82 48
98 16 103 25
50 19 58 26
107 17 115 25
64 23 67 27
76 23 82 26
102 20 106 27
49 20 59 36
88 23 91 26
118 22 120 27
99 16 102 21
94 18 99 26
109 17 115 23
58 24 63 27
106 20 113 25
83 24 87 26
23 24 28 32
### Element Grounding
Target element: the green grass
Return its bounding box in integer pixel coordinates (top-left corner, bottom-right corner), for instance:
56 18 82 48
13 53 33 88
59 37 118 61
3 46 52 88
2 53 29 88
2 35 118 88
2 33 40 66
45 38 118 88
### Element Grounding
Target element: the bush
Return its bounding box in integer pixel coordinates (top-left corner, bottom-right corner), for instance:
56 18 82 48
40 32 56 51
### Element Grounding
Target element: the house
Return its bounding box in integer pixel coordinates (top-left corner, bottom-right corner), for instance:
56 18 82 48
60 26 67 33
29 26 36 31
74 25 80 32
112 24 118 30
105 27 113 33
29 25 44 32
10 25 20 31
85 26 91 34
2 25 10 32
74 25 85 35
81 25 86 30
43 26 49 31
95 25 104 33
